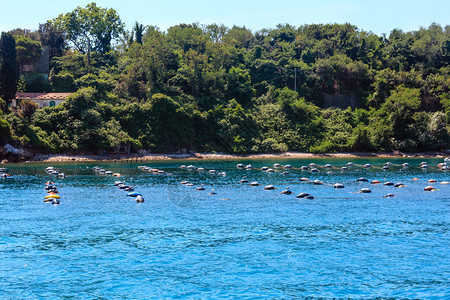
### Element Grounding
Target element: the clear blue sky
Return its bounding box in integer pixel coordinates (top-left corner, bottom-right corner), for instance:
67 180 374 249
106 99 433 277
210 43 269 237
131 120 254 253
1 0 448 35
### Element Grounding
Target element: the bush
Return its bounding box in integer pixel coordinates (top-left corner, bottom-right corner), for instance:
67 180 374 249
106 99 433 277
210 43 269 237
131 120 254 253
427 112 449 150
0 98 7 113
0 117 11 145
22 72 51 92
259 138 288 153
21 100 39 119
50 71 76 92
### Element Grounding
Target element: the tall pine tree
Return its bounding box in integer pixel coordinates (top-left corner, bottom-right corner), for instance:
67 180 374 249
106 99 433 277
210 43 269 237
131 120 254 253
0 32 18 104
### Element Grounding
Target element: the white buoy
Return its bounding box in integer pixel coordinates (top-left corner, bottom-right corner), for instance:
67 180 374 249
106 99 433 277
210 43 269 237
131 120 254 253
136 195 144 203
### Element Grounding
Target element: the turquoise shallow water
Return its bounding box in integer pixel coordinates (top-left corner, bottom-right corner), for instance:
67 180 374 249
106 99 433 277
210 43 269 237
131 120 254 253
0 158 449 299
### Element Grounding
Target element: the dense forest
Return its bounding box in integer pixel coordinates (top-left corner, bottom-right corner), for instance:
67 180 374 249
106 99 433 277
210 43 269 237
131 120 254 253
0 3 449 157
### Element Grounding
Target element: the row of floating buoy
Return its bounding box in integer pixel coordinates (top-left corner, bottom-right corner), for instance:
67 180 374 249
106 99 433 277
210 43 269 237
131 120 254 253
0 167 10 178
179 165 226 176
138 165 165 175
239 178 315 198
172 162 449 201
45 166 65 178
180 180 217 194
236 160 449 172
244 182 316 198
359 176 448 191
43 181 60 205
114 181 144 203
114 180 134 192
93 166 121 176
238 175 448 198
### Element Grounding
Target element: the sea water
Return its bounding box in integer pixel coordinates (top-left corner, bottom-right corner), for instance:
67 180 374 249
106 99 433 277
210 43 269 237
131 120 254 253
0 158 449 298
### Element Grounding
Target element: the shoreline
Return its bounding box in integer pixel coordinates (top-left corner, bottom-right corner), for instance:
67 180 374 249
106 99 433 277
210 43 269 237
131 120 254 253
6 151 448 163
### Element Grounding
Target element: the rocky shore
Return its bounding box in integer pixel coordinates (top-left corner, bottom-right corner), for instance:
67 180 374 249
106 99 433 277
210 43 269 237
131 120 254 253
1 144 449 164
3 151 449 164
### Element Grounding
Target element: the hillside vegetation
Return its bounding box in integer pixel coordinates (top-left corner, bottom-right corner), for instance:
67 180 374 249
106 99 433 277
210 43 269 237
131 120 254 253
0 3 449 156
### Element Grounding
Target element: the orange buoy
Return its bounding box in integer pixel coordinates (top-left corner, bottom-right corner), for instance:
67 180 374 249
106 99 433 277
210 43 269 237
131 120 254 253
412 178 419 181
428 179 436 183
371 180 380 184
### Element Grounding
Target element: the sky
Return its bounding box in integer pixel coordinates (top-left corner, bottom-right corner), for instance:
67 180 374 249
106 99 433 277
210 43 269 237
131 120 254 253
1 0 448 35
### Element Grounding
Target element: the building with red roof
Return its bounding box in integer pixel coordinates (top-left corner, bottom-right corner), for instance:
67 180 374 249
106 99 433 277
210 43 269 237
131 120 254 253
13 92 72 108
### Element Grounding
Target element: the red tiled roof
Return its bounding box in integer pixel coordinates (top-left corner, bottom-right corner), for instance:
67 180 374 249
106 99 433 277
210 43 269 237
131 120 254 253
15 92 72 100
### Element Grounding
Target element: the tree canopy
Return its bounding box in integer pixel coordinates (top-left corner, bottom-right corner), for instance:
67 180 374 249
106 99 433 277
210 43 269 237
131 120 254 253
14 35 42 72
53 2 124 72
0 32 18 103
0 5 448 154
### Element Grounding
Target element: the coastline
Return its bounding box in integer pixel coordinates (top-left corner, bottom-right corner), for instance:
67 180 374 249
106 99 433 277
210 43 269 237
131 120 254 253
12 151 448 163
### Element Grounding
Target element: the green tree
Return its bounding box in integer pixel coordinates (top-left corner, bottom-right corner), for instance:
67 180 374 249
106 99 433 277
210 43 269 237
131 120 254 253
223 26 255 49
54 2 124 72
147 93 194 151
205 23 228 43
133 22 145 45
213 99 258 153
410 23 449 72
98 117 136 149
379 85 421 143
167 23 207 53
117 32 178 99
427 111 449 149
0 32 18 104
383 28 413 71
0 117 11 145
21 100 39 119
38 21 65 57
14 35 42 73
226 66 254 106
0 107 11 144
314 54 370 96
21 72 51 92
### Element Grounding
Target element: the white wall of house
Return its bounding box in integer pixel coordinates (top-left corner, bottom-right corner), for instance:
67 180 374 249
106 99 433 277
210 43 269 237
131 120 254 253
11 99 65 108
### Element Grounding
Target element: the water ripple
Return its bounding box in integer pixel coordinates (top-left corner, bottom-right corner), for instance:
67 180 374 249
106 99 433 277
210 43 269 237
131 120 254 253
0 159 449 298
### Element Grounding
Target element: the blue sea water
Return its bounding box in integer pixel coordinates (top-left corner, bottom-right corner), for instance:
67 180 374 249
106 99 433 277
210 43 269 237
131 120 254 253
0 158 449 299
